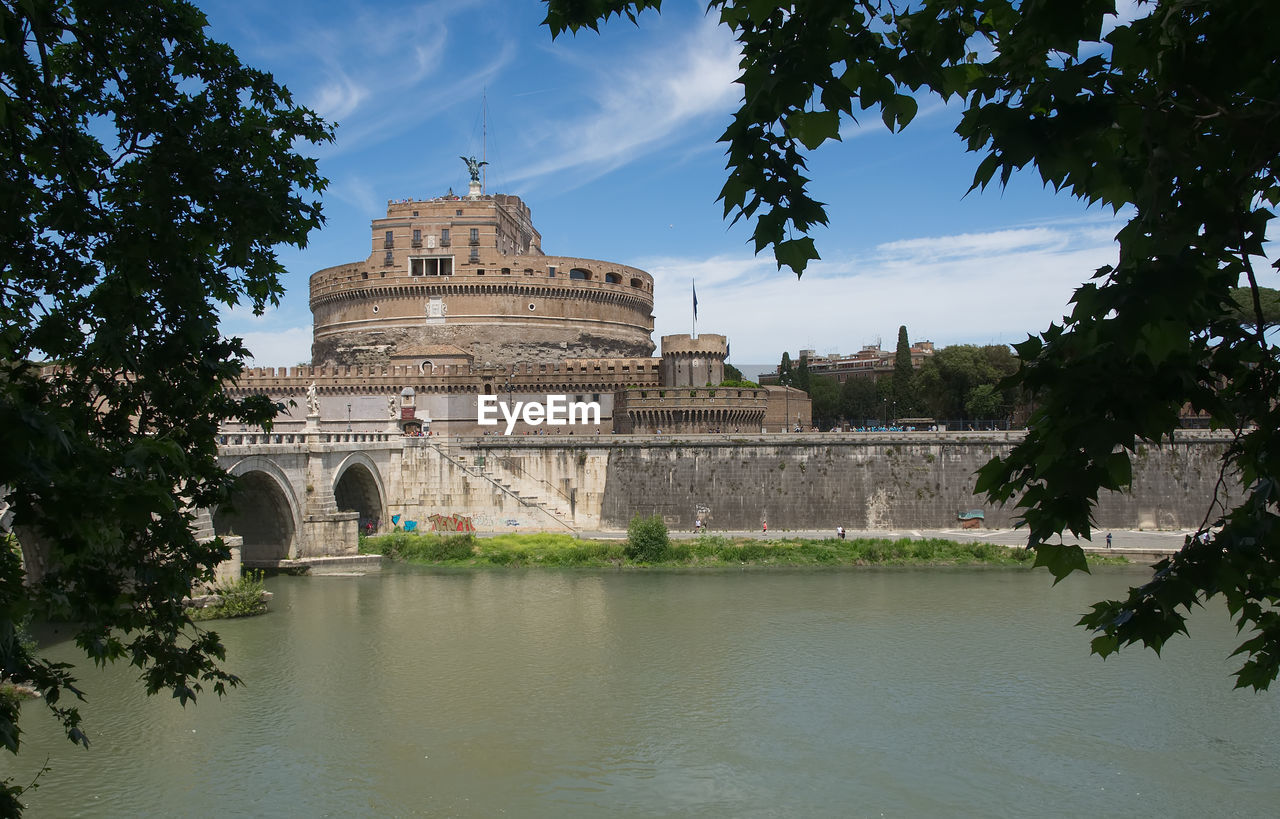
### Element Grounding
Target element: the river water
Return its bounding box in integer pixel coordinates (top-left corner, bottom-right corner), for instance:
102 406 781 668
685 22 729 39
9 566 1280 817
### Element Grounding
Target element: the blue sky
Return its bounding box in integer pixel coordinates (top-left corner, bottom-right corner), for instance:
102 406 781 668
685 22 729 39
206 0 1131 369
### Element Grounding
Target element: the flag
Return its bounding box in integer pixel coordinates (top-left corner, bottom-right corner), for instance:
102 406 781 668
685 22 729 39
693 280 698 319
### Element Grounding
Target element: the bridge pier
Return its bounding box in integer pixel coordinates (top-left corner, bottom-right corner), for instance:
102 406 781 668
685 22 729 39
299 510 360 558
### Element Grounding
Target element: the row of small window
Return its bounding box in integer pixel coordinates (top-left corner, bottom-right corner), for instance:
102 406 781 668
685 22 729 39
393 254 469 271
549 267 644 287
389 256 646 289
384 228 480 249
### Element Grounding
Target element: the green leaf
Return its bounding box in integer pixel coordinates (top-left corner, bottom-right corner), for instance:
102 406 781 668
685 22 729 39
1032 543 1089 582
774 237 820 276
786 110 841 151
880 94 918 132
1103 452 1132 490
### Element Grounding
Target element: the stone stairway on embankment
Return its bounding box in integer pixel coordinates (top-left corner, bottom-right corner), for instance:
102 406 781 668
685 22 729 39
428 443 576 532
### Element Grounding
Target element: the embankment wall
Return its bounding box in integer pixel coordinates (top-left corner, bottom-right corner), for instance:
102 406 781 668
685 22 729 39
460 432 1233 532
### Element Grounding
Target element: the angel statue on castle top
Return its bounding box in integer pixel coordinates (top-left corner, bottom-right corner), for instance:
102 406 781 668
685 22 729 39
460 155 487 182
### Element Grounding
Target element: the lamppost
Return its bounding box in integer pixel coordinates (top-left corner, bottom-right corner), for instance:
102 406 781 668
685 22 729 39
346 402 352 432
502 379 515 435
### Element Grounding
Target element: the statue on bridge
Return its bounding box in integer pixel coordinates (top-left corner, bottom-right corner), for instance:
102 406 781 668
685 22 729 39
388 395 398 420
306 382 320 416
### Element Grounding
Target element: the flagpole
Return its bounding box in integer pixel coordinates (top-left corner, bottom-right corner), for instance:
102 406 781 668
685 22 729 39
692 278 697 339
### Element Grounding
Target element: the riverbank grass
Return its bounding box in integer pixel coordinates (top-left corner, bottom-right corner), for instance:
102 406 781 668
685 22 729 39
188 571 270 621
361 531 1128 569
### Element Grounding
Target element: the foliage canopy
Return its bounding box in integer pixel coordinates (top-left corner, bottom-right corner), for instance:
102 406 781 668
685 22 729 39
0 0 330 807
545 0 1280 687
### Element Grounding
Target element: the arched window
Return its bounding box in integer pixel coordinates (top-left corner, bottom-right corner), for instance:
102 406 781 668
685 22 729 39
630 277 642 288
605 272 622 284
569 268 592 281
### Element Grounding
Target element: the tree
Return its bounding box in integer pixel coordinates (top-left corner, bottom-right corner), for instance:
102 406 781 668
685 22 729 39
1228 287 1280 329
839 377 879 426
626 514 670 562
915 344 1019 420
1 0 331 808
793 354 812 393
892 326 916 416
964 384 1002 421
807 375 841 428
778 352 793 386
544 1 1280 688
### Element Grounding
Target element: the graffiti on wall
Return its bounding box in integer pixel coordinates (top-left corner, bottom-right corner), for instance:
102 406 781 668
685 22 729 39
429 513 477 533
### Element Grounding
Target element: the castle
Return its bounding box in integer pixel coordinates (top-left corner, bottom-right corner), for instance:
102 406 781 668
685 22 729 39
227 161 811 435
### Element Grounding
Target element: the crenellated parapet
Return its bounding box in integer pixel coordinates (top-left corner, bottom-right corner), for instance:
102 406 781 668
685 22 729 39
615 385 767 434
228 357 665 399
660 334 728 387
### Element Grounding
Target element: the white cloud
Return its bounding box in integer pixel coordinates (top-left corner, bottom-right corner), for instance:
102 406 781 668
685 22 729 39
237 0 509 159
239 326 315 369
876 228 1067 261
311 72 369 122
505 14 740 188
641 217 1126 364
328 174 381 217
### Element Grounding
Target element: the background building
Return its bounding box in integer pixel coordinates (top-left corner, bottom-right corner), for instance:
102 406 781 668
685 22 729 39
760 342 935 385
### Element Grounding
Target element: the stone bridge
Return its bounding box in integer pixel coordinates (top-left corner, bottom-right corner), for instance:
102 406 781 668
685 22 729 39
212 428 585 564
214 430 403 565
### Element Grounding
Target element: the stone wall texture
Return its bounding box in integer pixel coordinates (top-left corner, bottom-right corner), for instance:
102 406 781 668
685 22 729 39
589 434 1235 531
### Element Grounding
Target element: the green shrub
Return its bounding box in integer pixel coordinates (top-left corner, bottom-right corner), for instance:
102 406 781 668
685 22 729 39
626 514 670 562
191 571 268 620
433 534 477 561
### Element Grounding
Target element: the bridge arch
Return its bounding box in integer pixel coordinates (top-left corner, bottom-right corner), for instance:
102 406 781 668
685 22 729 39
333 451 387 534
213 457 302 561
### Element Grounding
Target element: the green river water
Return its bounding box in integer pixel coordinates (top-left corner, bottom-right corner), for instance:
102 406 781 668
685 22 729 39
7 565 1279 817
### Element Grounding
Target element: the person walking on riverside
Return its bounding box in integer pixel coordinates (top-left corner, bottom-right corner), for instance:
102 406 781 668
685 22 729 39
1106 532 1112 549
